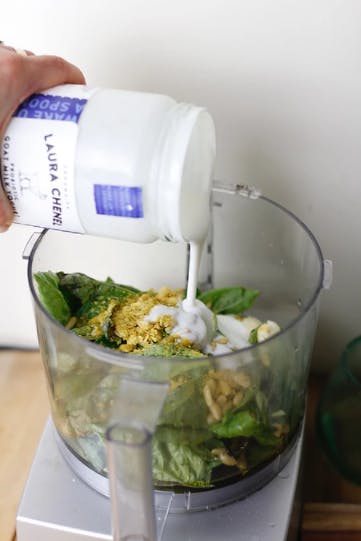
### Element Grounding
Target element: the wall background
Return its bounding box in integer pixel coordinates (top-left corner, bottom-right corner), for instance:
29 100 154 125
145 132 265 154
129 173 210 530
1 0 361 371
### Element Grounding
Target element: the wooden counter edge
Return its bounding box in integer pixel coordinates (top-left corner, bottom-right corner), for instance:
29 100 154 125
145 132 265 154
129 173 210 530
302 502 361 541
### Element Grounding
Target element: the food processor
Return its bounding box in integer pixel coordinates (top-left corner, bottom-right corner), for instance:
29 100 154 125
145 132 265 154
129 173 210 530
16 184 330 541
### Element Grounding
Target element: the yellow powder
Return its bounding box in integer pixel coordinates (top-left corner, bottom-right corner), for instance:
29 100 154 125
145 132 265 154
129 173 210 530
112 287 183 352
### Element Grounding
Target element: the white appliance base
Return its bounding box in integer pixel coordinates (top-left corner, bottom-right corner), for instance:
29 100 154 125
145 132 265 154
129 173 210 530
17 419 303 541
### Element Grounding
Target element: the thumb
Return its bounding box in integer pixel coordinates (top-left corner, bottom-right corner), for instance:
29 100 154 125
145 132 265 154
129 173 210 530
24 54 86 94
0 184 13 232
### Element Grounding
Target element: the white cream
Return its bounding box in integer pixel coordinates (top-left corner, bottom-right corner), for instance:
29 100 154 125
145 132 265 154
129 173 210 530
171 309 207 346
143 238 216 350
145 240 281 355
144 304 280 355
204 337 234 356
144 303 209 348
183 241 204 311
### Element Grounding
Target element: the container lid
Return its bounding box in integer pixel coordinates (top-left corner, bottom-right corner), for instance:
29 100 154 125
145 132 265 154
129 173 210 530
153 103 216 242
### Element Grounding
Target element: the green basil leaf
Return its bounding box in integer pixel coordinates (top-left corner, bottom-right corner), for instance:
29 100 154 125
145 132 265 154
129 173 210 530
159 367 209 429
210 410 258 439
198 287 259 314
249 327 260 345
139 343 206 359
34 271 71 325
57 272 100 312
58 273 139 315
210 409 279 447
152 426 220 487
96 278 140 298
76 281 139 322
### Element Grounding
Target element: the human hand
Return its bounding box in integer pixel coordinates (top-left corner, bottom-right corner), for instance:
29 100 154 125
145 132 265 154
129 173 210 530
0 43 85 231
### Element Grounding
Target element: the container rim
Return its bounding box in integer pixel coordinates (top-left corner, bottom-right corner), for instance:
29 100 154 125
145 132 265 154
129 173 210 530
27 192 325 371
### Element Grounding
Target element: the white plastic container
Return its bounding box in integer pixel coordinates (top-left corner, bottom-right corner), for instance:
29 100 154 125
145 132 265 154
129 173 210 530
1 85 216 242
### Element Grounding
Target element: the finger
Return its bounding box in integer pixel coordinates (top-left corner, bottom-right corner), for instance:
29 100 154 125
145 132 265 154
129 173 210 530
0 49 85 231
0 43 34 56
23 54 86 93
0 52 86 136
0 187 14 232
15 48 35 56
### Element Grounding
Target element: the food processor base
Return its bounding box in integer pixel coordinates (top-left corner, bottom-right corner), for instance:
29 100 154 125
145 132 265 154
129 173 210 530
16 419 303 541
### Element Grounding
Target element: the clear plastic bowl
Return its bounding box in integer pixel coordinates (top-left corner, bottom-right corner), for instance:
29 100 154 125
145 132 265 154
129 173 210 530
27 187 325 510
